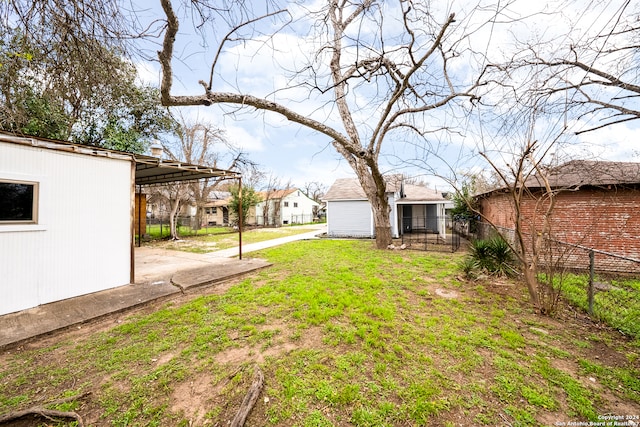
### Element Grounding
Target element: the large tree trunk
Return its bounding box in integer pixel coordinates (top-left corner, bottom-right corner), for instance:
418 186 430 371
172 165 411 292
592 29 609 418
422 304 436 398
370 189 392 249
353 162 392 249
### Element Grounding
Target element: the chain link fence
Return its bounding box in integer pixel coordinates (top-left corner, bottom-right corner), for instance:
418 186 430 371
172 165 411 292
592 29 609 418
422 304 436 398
139 213 321 242
249 213 319 226
141 216 233 240
476 222 640 338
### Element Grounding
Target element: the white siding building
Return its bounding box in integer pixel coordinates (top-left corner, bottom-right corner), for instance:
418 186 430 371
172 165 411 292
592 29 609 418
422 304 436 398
0 133 236 315
0 137 132 315
323 176 447 239
255 188 319 226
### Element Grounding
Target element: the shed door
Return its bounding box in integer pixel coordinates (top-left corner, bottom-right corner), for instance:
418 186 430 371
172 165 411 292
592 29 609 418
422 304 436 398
328 201 372 237
402 205 412 232
426 205 438 232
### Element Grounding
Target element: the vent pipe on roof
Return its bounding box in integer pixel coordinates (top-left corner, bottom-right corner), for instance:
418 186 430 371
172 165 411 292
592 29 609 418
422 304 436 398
150 140 163 158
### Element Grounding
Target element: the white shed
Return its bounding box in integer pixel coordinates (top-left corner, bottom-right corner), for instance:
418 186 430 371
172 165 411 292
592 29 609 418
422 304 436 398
323 177 400 238
323 176 446 239
0 133 237 315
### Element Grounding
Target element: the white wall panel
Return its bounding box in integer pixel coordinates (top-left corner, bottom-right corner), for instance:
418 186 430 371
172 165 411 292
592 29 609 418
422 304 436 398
327 200 373 237
0 142 132 315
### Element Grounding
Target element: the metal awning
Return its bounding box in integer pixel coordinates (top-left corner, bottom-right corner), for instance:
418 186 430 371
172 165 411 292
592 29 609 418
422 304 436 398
134 155 240 185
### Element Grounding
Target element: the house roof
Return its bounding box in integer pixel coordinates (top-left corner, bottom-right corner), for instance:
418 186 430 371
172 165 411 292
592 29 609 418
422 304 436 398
396 184 446 203
204 199 230 207
259 188 298 200
0 132 240 185
324 176 445 203
523 160 640 189
323 178 368 201
475 160 640 198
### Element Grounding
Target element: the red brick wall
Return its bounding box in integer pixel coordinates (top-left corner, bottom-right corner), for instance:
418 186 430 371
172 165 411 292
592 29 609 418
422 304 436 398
479 187 640 273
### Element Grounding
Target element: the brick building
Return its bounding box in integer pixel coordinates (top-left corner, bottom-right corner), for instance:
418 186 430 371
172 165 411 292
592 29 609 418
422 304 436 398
476 160 640 274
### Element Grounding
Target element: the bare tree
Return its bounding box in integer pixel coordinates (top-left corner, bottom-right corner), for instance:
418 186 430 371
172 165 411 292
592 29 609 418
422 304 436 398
258 174 284 226
157 0 503 248
151 183 191 240
301 182 327 204
440 3 640 313
151 115 253 239
477 137 557 312
506 2 640 135
447 97 585 313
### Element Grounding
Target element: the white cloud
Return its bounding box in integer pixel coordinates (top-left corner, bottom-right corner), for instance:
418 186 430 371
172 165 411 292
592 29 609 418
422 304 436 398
288 156 354 188
134 60 161 86
572 122 640 162
223 124 266 153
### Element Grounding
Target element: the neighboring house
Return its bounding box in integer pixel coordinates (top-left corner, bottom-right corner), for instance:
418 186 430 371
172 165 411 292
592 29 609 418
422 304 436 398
202 199 231 226
255 188 320 226
0 132 235 315
476 160 640 273
323 176 448 239
201 192 258 227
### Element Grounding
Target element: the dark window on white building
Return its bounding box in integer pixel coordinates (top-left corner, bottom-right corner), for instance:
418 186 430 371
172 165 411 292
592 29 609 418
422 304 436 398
0 180 39 223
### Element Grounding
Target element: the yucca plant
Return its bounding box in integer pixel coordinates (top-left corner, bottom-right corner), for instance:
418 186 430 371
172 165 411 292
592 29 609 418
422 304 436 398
487 236 516 276
468 236 517 276
459 256 481 279
469 238 495 272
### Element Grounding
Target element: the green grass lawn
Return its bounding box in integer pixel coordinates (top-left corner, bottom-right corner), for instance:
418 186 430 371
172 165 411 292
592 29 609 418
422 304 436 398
0 240 638 426
145 226 317 253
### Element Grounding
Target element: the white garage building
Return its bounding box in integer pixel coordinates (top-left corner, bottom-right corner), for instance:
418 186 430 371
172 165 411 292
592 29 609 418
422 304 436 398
323 176 448 239
0 132 237 315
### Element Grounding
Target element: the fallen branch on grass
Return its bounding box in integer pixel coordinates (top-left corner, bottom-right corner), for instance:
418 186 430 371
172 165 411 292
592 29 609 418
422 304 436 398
0 392 90 426
230 365 264 427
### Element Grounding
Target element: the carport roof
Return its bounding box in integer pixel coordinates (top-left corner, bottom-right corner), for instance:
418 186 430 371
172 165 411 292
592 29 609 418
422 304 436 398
0 132 240 184
133 154 239 185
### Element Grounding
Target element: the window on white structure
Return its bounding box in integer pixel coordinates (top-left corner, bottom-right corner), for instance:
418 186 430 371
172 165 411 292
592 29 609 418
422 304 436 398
0 180 39 223
284 201 289 207
294 202 298 208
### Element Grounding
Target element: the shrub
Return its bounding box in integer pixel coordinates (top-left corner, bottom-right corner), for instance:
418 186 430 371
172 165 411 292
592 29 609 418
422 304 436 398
468 237 516 277
469 239 495 272
459 256 481 279
487 236 516 276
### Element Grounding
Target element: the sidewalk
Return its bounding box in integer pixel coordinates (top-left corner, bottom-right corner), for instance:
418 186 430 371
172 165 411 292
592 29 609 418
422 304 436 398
205 224 328 258
0 224 326 349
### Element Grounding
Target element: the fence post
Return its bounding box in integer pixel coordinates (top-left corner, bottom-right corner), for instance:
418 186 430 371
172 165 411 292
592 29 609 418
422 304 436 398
588 249 595 315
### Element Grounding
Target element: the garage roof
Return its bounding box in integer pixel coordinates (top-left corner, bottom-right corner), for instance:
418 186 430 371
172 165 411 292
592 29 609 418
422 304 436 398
0 132 240 184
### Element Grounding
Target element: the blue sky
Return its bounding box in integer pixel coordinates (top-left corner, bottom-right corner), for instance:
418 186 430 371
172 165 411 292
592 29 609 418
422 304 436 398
133 0 640 191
